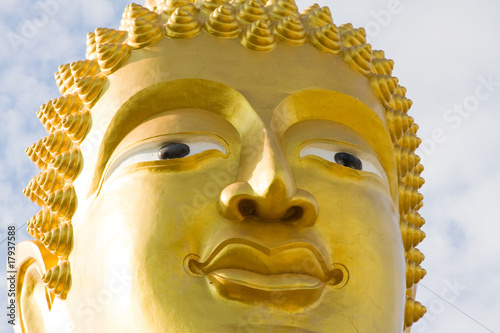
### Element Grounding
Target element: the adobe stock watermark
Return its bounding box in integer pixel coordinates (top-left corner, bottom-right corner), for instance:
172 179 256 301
364 0 404 38
62 268 132 333
417 74 499 163
7 0 70 50
236 293 286 333
413 278 467 332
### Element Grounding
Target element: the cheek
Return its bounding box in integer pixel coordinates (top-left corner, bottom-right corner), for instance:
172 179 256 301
304 175 404 276
72 169 229 308
293 161 398 244
85 160 239 269
309 179 405 321
313 177 402 261
316 183 400 247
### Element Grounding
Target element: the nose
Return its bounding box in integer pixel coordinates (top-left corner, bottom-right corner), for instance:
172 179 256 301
218 130 318 226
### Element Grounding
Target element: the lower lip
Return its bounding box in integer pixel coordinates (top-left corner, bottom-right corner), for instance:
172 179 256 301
206 269 326 310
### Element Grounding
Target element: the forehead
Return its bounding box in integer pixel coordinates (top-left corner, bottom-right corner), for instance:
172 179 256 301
94 33 386 125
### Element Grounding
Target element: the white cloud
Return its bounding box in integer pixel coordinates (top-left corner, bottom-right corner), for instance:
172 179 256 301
80 0 121 28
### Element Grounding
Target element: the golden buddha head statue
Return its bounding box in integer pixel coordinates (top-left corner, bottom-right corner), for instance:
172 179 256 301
16 1 427 332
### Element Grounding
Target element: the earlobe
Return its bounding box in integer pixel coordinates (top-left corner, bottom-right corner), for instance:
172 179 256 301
13 240 58 333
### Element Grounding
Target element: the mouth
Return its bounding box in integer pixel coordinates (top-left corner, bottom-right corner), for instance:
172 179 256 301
185 238 347 310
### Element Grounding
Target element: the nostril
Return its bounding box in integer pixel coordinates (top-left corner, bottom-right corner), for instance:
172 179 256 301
283 206 303 221
238 201 304 221
238 199 257 217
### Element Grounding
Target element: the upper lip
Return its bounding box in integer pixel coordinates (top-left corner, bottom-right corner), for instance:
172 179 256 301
188 238 335 283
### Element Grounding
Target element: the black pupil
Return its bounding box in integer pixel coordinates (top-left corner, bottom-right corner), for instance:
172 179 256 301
334 152 362 170
158 143 190 160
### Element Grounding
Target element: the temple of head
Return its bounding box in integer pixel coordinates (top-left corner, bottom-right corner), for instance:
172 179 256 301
16 0 427 332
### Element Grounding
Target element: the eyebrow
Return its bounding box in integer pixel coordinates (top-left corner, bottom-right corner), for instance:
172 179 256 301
88 78 254 196
272 89 398 198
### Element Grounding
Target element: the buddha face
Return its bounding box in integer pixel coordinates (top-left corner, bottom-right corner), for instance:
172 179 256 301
38 34 405 333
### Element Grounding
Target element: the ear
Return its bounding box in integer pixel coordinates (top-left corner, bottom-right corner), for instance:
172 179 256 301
12 240 58 333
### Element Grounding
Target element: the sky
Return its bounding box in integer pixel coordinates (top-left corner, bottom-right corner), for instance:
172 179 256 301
0 0 499 332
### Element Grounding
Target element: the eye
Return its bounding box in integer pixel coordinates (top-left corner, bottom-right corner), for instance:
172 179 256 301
334 152 362 171
105 138 226 181
300 144 384 178
158 143 190 160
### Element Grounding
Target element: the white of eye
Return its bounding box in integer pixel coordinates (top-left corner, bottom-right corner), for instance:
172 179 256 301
300 146 384 178
105 140 226 181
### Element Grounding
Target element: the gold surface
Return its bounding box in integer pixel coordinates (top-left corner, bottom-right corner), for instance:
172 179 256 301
14 1 426 332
